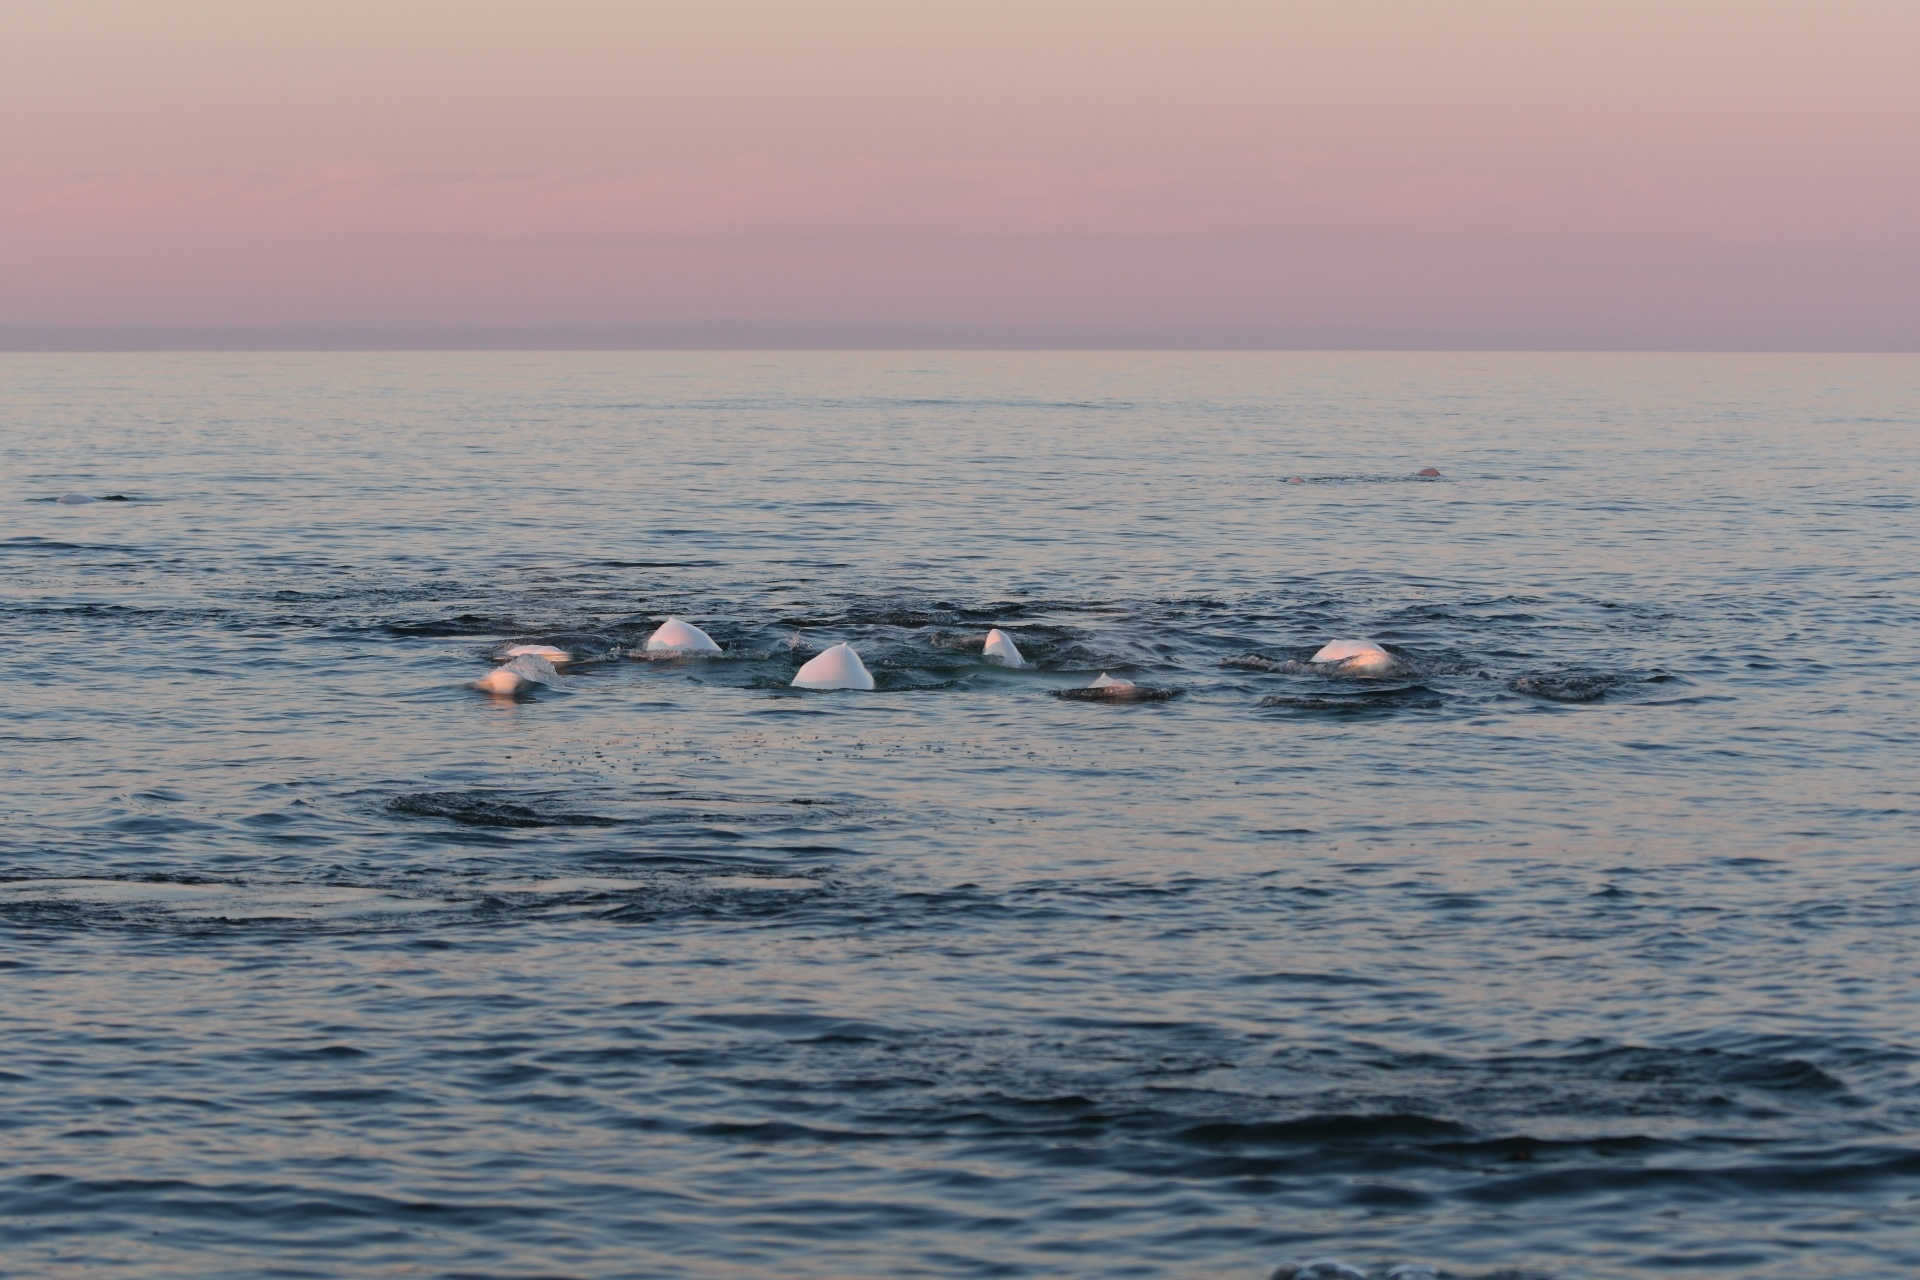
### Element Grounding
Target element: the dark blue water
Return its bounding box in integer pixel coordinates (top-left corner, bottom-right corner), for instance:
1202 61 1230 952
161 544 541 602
4 352 1918 1279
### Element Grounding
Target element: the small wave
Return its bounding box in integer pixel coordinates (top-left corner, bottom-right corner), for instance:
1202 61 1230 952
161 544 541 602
1259 685 1444 715
1281 472 1451 485
388 791 623 828
1178 1112 1470 1149
482 874 819 895
1222 652 1308 672
1053 684 1178 703
383 613 519 638
0 878 434 920
1511 669 1677 703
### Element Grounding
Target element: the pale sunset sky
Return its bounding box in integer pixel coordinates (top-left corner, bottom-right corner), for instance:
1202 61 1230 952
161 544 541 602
2 1 1916 347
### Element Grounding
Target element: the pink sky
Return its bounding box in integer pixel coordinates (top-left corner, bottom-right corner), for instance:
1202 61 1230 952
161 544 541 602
3 0 1917 346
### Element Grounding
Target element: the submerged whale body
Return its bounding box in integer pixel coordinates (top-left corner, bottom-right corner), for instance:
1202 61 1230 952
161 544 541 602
56 492 98 505
982 628 1025 667
472 654 561 696
1054 671 1177 703
1310 639 1396 676
792 642 874 691
1270 1261 1369 1280
645 617 721 653
501 644 571 664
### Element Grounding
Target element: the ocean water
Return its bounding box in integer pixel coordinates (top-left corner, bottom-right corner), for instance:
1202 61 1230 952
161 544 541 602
2 351 1918 1280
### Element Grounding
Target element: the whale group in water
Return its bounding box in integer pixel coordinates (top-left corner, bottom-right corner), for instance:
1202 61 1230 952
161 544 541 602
473 617 1401 702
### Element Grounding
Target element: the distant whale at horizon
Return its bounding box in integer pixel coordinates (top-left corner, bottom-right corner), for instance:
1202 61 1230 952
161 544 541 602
792 642 874 691
645 617 722 653
1310 639 1396 676
982 628 1025 667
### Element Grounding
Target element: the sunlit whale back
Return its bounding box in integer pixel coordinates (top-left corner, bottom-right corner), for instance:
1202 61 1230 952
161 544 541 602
645 617 721 653
1310 639 1395 675
982 628 1025 667
501 644 571 664
792 642 874 691
1089 672 1134 689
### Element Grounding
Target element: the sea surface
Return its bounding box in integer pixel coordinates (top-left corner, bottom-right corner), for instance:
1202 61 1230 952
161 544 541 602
3 351 1918 1280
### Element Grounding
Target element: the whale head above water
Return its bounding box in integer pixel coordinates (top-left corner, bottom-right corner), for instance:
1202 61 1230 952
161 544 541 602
792 642 875 691
501 644 571 664
472 654 561 696
1309 639 1395 676
1089 672 1135 690
645 617 722 653
474 664 534 696
982 628 1025 667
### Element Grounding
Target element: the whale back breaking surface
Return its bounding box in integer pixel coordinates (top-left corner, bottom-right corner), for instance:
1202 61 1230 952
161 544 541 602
502 643 572 664
791 642 875 690
1309 638 1396 675
982 628 1025 666
645 617 722 653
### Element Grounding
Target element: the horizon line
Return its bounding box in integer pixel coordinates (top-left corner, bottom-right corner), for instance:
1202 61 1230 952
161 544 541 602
2 321 1915 355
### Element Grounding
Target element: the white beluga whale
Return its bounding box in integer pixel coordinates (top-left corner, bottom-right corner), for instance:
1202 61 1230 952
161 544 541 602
500 644 571 664
56 492 98 505
791 642 874 691
471 653 563 696
981 628 1025 667
1090 672 1134 690
473 665 535 696
1310 639 1395 676
645 617 722 654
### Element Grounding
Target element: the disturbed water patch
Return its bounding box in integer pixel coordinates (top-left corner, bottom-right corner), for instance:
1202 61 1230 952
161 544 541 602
1510 670 1679 703
387 791 625 828
0 878 438 922
1257 684 1447 715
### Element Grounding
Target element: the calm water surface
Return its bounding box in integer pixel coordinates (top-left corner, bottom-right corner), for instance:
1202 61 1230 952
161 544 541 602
2 352 1918 1279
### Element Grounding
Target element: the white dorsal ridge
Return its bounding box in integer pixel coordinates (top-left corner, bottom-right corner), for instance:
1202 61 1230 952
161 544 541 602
982 628 1025 667
645 617 722 653
792 642 875 691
